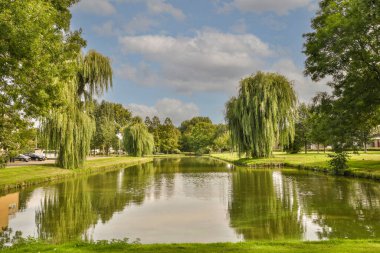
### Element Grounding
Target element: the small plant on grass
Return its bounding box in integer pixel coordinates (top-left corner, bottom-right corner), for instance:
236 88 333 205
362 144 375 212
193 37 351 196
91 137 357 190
0 154 8 169
328 152 349 175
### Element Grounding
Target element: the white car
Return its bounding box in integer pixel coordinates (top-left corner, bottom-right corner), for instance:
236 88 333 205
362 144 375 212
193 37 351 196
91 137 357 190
14 154 31 162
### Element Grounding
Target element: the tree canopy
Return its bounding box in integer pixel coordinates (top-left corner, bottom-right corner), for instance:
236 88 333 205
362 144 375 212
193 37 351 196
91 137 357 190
226 72 297 158
123 122 154 157
304 0 380 152
42 51 113 169
0 0 115 168
91 101 132 155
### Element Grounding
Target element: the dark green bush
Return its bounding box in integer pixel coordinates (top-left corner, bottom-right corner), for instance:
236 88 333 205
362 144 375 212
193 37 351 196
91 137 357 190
328 152 349 175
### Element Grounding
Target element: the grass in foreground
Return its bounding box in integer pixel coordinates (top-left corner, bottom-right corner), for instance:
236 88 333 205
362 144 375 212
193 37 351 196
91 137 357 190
0 157 152 190
2 240 380 253
211 152 380 179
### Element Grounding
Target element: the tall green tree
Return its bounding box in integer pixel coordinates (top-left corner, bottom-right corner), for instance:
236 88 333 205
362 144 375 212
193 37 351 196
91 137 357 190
304 0 380 150
179 117 213 152
304 0 380 85
123 122 154 157
145 116 161 153
212 124 231 152
91 101 131 155
158 118 181 153
225 72 297 158
0 0 82 163
285 104 312 154
213 132 231 152
42 51 113 169
185 121 216 154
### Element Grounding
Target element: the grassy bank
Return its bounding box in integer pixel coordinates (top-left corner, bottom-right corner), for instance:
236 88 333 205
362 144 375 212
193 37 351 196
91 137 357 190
3 240 380 253
0 157 153 191
211 152 380 180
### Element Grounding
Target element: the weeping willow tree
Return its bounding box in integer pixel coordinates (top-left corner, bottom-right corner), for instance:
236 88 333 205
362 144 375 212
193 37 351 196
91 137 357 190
123 122 154 157
226 72 297 158
41 50 112 169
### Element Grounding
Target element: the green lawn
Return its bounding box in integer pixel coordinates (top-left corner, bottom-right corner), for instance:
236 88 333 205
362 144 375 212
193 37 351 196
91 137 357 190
211 151 380 179
0 157 152 191
3 240 380 253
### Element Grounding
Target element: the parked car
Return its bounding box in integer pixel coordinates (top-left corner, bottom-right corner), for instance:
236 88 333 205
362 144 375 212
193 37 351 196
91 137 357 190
25 153 46 161
14 154 31 162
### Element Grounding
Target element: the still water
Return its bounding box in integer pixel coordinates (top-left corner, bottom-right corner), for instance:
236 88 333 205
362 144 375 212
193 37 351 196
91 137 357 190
1 157 380 243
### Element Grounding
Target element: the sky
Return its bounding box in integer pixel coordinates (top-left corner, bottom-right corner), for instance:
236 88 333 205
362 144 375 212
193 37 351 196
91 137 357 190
70 0 329 125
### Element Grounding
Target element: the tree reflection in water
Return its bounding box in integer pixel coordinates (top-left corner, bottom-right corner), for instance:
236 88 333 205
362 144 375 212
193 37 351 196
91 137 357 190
229 169 380 240
228 169 303 240
1 158 380 243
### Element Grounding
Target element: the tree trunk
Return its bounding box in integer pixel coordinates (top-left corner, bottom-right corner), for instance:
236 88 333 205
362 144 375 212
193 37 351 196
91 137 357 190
364 142 367 153
304 141 307 154
317 143 320 153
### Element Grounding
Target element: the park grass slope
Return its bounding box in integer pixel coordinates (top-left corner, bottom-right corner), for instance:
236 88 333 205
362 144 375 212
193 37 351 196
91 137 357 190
211 152 380 180
3 240 380 253
0 157 153 191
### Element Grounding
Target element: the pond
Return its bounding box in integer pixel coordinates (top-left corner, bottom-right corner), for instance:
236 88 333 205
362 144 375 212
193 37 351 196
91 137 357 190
1 157 380 243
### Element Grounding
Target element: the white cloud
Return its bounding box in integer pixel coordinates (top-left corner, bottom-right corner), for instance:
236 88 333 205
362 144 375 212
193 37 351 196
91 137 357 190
270 59 331 102
147 0 186 20
230 19 247 34
118 29 328 102
92 15 158 37
123 0 186 20
117 63 158 86
72 0 116 16
119 31 273 93
261 15 287 31
127 98 199 125
221 0 315 15
124 15 158 34
92 21 118 36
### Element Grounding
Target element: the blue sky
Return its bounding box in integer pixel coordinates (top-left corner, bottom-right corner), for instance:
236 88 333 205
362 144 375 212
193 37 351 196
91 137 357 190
71 0 328 125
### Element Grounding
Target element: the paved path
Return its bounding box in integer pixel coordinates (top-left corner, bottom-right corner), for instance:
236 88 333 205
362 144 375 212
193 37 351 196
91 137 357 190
6 156 109 167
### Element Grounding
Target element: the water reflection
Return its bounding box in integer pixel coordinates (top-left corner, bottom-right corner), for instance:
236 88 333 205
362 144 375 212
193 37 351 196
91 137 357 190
0 193 19 232
0 158 380 243
229 169 303 240
285 171 380 239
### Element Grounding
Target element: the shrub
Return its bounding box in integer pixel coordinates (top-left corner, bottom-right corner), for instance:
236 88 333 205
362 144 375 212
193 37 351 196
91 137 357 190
328 152 349 175
0 154 7 169
171 149 181 154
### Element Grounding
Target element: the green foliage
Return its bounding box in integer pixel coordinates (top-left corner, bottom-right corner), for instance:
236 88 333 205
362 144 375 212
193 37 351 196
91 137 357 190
179 117 213 152
309 93 332 152
226 72 297 158
213 132 231 152
123 122 154 157
145 116 161 152
0 1 114 169
0 154 7 168
179 117 212 133
308 92 376 153
0 0 85 159
329 152 350 175
41 79 96 169
91 101 131 155
78 50 113 101
185 121 216 154
284 136 303 154
159 118 181 153
304 0 380 152
0 106 37 162
304 0 380 83
285 104 312 154
42 51 113 169
145 117 180 154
